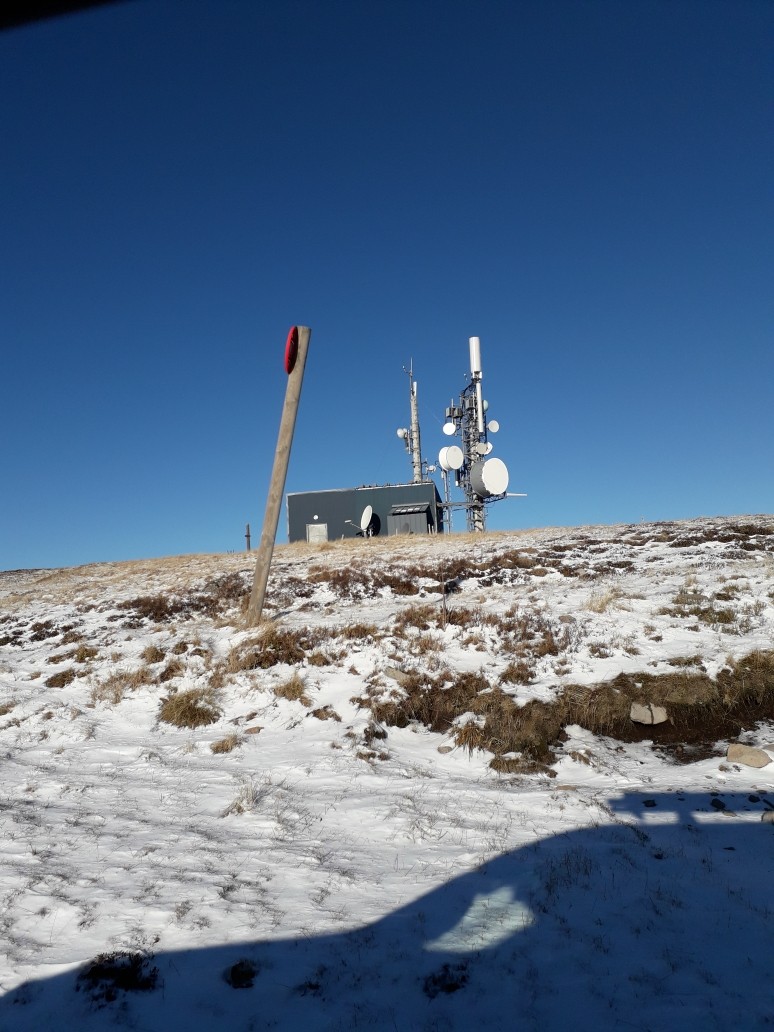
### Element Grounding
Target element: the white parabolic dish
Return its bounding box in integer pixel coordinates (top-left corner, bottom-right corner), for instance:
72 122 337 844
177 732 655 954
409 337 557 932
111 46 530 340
438 445 464 472
442 422 456 436
360 505 373 531
471 457 509 497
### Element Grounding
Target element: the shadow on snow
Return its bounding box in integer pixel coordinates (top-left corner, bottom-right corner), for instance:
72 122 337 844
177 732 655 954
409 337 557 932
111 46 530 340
4 791 774 1031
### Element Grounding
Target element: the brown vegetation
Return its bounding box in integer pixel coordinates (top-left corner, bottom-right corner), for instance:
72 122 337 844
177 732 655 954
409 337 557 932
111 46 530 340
274 672 311 706
366 650 774 771
159 687 221 728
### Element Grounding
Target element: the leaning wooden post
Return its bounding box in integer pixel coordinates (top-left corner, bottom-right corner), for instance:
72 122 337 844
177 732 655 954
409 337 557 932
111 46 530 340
246 326 312 626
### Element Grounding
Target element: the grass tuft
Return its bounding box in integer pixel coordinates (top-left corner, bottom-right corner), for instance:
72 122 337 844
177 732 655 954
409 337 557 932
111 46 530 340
159 687 221 728
274 672 311 706
211 734 242 754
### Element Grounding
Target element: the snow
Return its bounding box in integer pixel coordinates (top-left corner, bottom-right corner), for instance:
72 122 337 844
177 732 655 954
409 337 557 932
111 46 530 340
1 515 774 1030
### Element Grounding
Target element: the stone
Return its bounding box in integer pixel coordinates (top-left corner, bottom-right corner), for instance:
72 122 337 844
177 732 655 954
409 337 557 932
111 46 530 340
727 743 771 768
630 702 668 725
383 666 412 686
761 810 774 824
244 725 263 735
437 745 453 754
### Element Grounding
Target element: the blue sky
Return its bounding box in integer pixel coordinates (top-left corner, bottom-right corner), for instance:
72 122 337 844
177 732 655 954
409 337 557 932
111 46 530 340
1 0 771 570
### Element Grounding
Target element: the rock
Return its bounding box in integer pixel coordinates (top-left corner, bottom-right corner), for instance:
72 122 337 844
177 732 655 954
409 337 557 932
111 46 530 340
437 745 453 754
383 666 412 686
727 743 771 768
630 702 668 725
244 725 263 735
761 810 774 824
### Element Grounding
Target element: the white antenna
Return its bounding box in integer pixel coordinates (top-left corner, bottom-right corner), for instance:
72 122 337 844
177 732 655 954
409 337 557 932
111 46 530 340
346 504 375 537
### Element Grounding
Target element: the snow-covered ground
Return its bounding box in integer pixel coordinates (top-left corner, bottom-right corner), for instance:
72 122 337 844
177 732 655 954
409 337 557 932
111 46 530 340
1 515 773 1031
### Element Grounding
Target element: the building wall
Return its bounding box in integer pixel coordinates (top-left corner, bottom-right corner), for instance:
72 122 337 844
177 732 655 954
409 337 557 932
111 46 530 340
286 483 443 543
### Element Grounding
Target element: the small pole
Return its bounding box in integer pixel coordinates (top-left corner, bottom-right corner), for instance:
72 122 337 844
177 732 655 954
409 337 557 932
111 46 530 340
245 523 251 551
246 326 312 626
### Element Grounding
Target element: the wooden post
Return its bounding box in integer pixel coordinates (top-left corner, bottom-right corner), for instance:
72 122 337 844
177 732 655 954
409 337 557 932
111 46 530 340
245 523 251 551
246 326 312 626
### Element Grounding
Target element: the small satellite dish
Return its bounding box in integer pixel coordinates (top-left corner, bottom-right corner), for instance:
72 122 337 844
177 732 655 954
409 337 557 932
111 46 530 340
487 420 500 433
484 442 493 455
396 427 408 439
360 505 373 532
475 442 488 455
442 422 456 436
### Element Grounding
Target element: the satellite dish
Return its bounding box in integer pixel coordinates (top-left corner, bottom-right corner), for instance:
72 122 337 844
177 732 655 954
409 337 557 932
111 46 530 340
470 457 509 498
446 445 464 470
442 421 456 436
484 442 493 455
475 442 488 455
438 446 464 472
396 427 408 439
487 420 500 433
360 505 373 532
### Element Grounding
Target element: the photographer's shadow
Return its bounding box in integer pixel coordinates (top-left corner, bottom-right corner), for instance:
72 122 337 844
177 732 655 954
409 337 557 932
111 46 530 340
5 790 774 1031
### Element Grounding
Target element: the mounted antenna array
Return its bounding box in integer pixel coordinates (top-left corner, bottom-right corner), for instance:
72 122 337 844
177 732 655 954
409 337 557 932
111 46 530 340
395 336 520 532
438 336 511 532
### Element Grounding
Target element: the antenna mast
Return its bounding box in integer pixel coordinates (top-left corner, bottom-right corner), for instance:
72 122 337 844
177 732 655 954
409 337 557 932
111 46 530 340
396 360 424 484
437 336 511 532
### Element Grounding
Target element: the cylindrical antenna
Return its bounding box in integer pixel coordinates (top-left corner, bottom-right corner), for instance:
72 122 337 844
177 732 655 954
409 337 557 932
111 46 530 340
469 336 482 375
468 336 485 434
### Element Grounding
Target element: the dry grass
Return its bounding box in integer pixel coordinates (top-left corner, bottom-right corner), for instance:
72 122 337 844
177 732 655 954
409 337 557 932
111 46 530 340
90 666 154 705
141 644 166 664
500 660 536 685
274 672 311 706
587 587 626 613
228 625 321 672
367 650 774 770
659 580 738 628
394 603 440 632
44 669 76 688
211 734 242 754
453 720 487 753
159 687 221 728
309 564 419 599
310 705 341 721
338 622 380 641
158 658 184 683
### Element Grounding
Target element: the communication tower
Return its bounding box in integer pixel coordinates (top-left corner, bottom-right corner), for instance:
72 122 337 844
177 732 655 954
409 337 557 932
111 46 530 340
396 336 518 532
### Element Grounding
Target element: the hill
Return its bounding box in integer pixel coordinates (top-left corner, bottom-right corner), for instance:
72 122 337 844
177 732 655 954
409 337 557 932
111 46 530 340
1 515 774 1029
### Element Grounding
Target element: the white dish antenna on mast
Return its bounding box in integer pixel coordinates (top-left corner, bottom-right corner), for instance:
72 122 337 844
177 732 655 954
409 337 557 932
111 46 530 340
487 419 500 433
442 421 456 436
438 445 464 472
360 505 373 532
470 457 509 498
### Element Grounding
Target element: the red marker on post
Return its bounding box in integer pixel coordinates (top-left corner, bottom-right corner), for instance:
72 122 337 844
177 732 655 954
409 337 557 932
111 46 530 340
247 326 312 626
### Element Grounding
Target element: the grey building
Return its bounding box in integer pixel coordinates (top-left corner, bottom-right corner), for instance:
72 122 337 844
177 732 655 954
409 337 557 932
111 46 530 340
286 482 444 543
